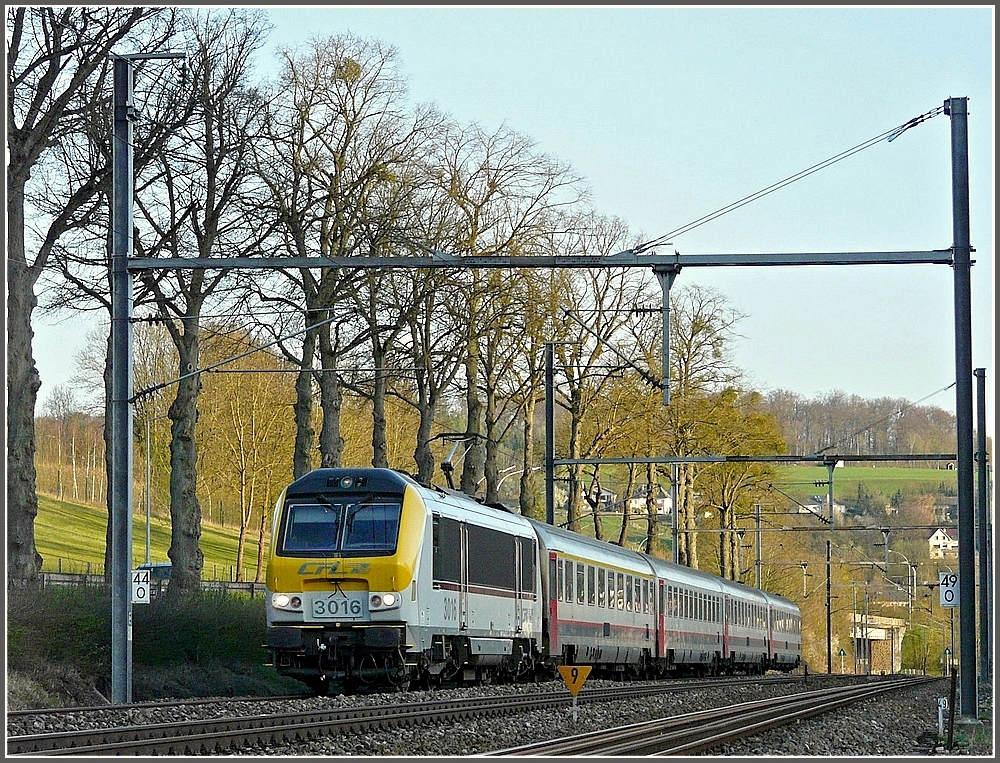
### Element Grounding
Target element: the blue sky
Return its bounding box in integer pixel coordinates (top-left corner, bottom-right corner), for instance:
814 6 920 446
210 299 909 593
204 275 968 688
33 5 994 434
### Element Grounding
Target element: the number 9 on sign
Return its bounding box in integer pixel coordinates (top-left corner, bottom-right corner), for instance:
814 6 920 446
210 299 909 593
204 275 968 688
132 569 151 605
939 572 959 608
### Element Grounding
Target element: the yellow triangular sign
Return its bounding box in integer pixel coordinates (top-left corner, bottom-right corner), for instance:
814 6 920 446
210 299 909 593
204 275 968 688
557 664 592 696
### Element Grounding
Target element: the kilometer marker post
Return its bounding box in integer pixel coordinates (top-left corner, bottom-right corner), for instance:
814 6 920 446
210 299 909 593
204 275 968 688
557 665 592 722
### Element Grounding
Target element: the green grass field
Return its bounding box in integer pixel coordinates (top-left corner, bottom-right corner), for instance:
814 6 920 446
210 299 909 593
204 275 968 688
35 494 264 581
771 465 957 502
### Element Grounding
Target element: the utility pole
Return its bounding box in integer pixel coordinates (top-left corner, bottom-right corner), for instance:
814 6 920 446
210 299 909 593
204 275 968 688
974 367 991 683
754 503 762 589
545 343 554 525
109 50 185 706
945 96 978 723
110 55 135 706
826 539 832 674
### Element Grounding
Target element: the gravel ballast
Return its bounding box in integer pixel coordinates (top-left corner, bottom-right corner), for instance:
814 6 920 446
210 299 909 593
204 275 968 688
8 675 993 756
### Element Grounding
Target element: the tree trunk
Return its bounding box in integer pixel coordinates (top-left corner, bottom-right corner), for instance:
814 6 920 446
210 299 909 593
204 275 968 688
413 375 436 485
317 326 344 468
644 462 660 556
166 334 204 595
483 389 500 503
617 464 636 547
371 366 389 469
6 221 44 586
292 328 316 479
460 290 484 494
254 509 267 583
681 464 699 569
518 395 541 520
565 405 582 532
589 467 604 542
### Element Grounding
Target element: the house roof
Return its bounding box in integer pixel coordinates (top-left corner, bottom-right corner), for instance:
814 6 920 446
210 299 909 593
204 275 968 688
928 528 956 541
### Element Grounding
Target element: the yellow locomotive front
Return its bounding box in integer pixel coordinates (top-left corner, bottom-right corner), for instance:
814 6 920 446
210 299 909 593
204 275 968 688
265 468 426 695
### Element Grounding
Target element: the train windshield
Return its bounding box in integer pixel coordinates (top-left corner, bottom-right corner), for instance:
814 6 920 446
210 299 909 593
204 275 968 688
281 497 402 556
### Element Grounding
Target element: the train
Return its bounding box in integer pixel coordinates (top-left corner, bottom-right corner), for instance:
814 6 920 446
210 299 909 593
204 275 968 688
264 467 801 694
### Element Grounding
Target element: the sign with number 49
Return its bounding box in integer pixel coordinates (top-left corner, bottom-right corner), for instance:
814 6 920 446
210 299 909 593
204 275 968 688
939 572 959 608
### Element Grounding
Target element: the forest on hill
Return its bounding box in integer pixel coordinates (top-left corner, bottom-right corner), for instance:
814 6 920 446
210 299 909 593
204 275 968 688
760 388 957 457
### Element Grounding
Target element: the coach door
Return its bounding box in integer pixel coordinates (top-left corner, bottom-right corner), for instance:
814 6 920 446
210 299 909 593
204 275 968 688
722 595 731 660
459 522 469 630
513 539 524 632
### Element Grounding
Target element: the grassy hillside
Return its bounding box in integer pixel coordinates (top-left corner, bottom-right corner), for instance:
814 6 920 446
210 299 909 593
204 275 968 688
35 494 264 581
772 465 956 503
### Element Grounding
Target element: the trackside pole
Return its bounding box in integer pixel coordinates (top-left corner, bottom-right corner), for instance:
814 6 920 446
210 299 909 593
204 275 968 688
944 96 978 724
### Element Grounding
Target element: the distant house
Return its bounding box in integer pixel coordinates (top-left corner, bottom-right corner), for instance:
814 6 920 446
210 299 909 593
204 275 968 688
934 497 959 523
626 484 672 516
928 528 958 558
588 486 618 510
799 497 847 520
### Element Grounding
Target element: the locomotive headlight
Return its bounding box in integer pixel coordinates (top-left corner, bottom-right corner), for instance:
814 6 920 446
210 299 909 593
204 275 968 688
272 593 302 610
368 592 400 611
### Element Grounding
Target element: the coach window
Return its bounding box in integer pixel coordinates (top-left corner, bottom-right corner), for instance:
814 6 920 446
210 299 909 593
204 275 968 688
557 560 564 602
587 566 596 606
577 564 586 605
519 537 536 594
566 563 574 603
617 573 625 609
597 568 605 607
432 515 461 583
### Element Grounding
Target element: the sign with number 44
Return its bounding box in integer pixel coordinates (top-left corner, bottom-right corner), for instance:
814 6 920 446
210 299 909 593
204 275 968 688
132 569 151 605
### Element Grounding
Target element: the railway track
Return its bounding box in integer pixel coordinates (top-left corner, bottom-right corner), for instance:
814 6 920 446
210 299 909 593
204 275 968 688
486 675 940 756
8 674 811 756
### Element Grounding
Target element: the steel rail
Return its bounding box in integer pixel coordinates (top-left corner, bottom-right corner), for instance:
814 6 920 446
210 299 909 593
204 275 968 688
7 675 810 756
486 676 939 756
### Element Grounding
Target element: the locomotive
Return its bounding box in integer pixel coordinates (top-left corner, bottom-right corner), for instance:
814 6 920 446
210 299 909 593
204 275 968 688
264 467 801 695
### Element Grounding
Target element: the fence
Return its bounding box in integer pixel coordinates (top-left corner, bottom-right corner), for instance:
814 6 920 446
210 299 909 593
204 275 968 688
39 571 267 598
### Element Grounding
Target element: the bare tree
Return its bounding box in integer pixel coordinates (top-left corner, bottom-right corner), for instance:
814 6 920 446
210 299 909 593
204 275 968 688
135 8 272 595
197 330 294 581
429 122 584 495
553 216 646 531
259 33 442 477
626 282 746 568
7 6 178 587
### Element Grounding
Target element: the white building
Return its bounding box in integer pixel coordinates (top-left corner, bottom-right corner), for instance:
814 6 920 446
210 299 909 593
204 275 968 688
927 528 958 558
